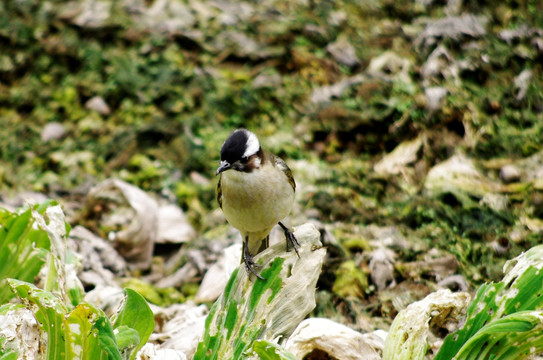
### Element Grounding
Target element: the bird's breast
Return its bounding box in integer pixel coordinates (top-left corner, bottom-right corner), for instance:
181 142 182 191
220 165 294 233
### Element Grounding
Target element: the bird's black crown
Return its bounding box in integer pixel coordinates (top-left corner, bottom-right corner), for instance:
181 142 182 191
220 129 250 163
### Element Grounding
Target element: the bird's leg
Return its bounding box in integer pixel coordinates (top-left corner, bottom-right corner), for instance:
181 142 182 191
243 235 265 280
256 235 269 254
278 222 300 258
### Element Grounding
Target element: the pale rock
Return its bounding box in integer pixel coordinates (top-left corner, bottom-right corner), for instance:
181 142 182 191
310 74 366 104
151 303 208 359
41 122 66 142
425 86 448 113
384 289 471 359
157 204 196 244
194 243 242 302
424 153 503 206
374 136 423 176
369 248 396 291
0 306 40 359
513 69 533 101
69 225 127 287
499 164 521 183
85 285 125 317
415 14 487 48
285 318 385 360
137 343 187 360
367 51 412 84
85 96 111 115
326 40 360 67
85 179 159 270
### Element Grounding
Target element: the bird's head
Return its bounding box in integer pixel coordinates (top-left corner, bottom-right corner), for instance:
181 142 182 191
216 129 262 175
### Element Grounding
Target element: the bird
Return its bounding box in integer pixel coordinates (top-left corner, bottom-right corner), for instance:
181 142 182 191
216 129 299 279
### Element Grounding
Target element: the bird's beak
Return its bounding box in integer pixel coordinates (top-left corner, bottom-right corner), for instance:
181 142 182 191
216 160 231 175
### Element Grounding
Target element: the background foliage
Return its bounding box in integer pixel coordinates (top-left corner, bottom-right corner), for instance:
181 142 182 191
0 0 542 351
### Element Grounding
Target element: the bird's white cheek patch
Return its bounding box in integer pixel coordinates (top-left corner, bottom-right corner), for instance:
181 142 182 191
243 131 260 158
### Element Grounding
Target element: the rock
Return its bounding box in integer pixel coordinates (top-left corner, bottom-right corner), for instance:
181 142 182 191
85 96 111 115
0 192 49 211
513 69 533 101
479 193 508 212
369 248 396 291
137 343 187 360
424 153 503 206
328 10 347 26
310 74 366 104
384 289 471 360
420 45 458 84
415 14 488 49
252 72 281 89
63 0 113 29
326 40 360 67
0 306 40 359
211 1 254 26
197 223 326 358
425 86 448 113
194 243 242 303
152 303 208 358
85 179 159 270
143 0 195 34
366 225 408 249
41 122 66 142
403 249 459 282
157 203 196 244
85 285 125 317
374 136 424 176
285 318 385 360
69 225 127 288
367 51 412 84
437 274 469 292
499 24 543 44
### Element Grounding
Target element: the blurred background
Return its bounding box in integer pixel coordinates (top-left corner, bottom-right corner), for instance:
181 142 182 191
1 0 542 333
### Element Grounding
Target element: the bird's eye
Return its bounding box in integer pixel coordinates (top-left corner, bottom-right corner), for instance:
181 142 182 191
240 156 249 164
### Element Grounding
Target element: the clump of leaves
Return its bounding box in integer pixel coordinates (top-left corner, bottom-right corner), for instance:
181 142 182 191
0 203 154 359
383 245 543 360
435 245 543 359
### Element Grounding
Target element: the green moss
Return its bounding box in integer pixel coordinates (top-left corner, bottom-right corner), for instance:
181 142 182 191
332 260 369 299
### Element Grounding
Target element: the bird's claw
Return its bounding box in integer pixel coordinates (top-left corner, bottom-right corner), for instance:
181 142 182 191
243 240 265 280
279 222 300 258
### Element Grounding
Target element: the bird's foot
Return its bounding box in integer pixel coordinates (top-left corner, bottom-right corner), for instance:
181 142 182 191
243 241 265 280
278 222 300 258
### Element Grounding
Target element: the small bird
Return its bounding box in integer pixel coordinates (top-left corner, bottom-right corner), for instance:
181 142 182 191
216 129 299 279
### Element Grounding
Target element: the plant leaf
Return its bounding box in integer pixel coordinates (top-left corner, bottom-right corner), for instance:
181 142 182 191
0 206 50 303
112 288 155 360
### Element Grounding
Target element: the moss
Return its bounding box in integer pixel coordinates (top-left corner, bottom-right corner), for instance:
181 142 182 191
332 260 369 299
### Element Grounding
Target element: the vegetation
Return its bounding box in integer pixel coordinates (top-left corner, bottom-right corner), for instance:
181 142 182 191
0 0 542 358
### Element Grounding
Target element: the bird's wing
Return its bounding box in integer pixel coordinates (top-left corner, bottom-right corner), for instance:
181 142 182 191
272 153 296 191
216 175 223 208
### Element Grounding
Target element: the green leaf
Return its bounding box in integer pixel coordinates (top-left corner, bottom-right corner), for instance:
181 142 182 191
114 326 140 359
0 350 18 360
8 279 67 360
95 317 122 360
248 340 297 360
0 206 50 303
8 279 123 360
454 311 543 360
435 245 543 360
0 336 18 360
65 304 109 360
113 288 155 360
0 303 24 315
